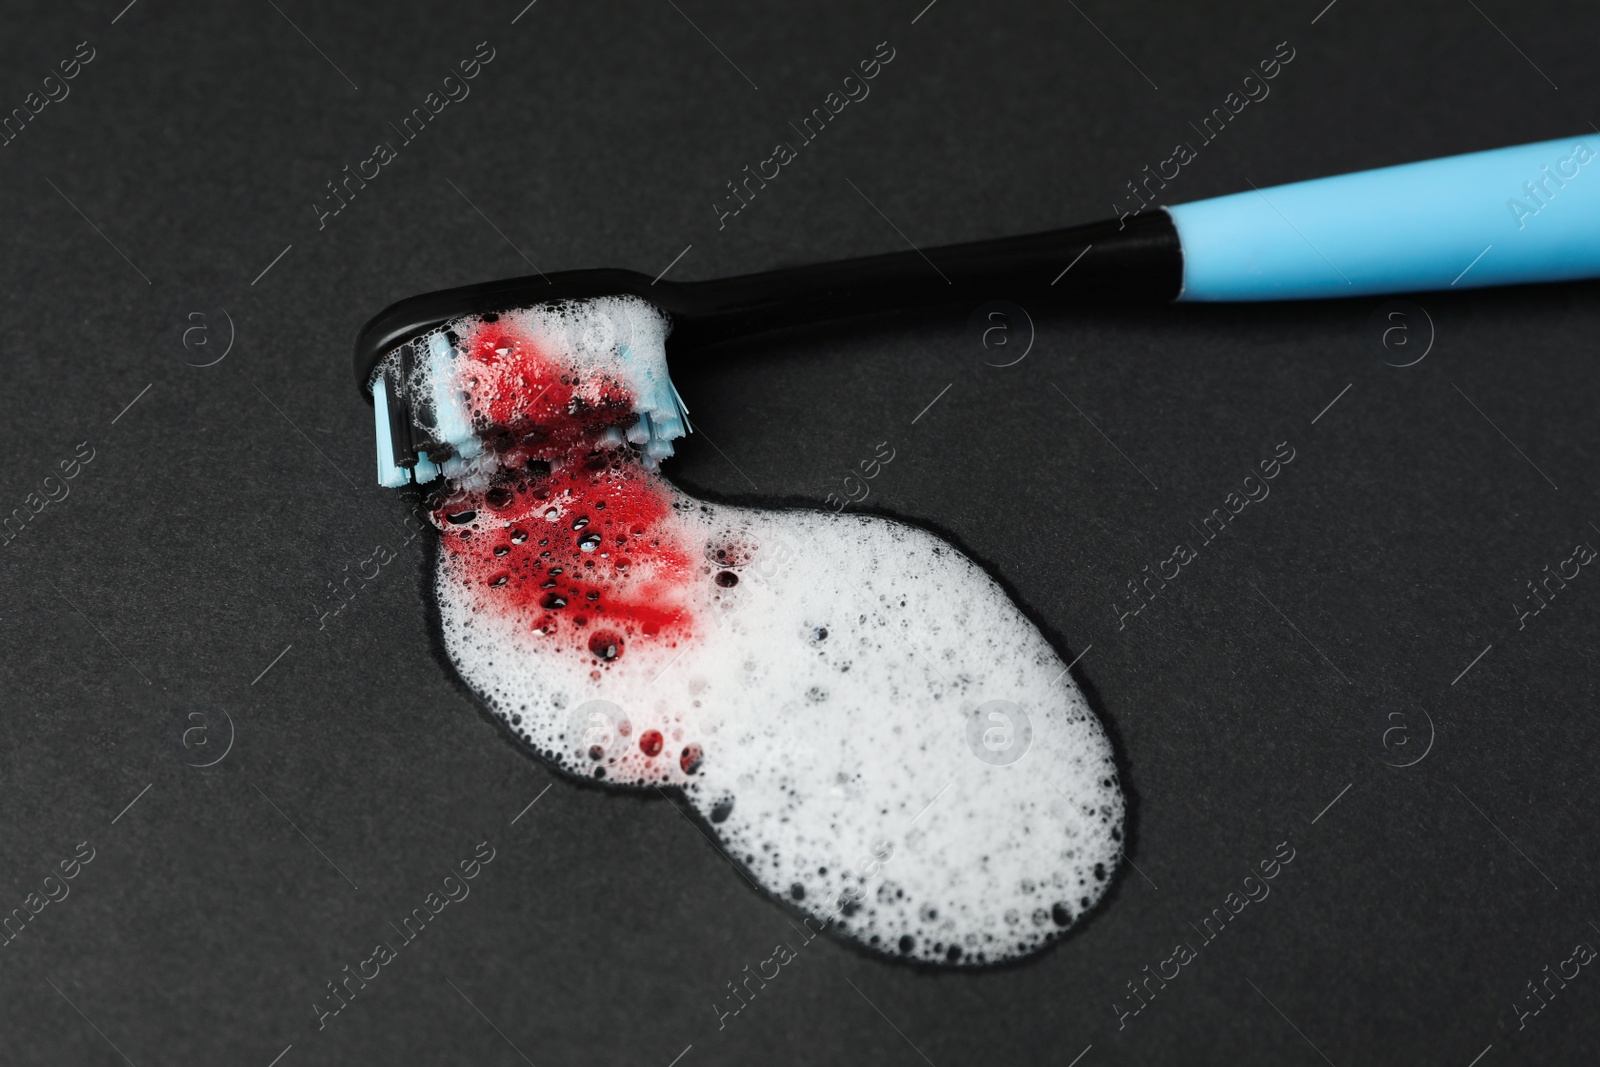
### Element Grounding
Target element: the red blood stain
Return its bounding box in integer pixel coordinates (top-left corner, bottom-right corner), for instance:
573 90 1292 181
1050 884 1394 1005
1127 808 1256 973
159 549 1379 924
430 319 695 660
459 322 636 464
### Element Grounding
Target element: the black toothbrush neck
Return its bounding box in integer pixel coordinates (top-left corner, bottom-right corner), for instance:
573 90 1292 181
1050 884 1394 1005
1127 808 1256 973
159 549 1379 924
662 212 1181 351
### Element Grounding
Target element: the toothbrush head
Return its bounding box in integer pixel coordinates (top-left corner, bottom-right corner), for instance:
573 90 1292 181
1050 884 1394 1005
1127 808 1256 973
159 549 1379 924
353 268 666 392
362 289 688 490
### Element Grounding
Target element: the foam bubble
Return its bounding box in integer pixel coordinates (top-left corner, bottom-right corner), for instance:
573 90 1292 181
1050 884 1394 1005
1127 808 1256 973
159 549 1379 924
376 298 1125 965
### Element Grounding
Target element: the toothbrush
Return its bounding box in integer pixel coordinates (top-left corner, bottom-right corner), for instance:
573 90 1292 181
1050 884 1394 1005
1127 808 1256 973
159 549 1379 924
349 136 1597 960
356 134 1600 484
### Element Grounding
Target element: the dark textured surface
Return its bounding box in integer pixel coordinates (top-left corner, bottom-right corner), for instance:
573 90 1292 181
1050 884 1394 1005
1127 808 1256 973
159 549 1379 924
2 1 1597 1064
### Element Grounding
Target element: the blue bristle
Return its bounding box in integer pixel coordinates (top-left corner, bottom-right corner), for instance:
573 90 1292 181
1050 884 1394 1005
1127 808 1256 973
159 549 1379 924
616 338 690 470
428 334 480 460
412 450 441 483
372 377 411 488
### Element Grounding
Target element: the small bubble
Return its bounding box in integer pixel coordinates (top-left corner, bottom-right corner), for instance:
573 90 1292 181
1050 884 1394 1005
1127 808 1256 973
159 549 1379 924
680 743 704 775
715 570 739 587
587 631 622 661
578 532 602 552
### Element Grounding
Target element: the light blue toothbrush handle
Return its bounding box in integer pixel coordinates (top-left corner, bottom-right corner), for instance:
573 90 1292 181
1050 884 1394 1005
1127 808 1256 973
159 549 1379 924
1167 136 1600 301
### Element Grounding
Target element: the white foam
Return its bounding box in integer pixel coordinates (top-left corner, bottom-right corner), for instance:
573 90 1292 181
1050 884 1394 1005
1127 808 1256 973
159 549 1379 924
388 297 1125 965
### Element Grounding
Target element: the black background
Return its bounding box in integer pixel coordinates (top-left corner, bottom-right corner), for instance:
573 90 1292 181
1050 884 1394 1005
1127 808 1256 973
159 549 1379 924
3 0 1597 1064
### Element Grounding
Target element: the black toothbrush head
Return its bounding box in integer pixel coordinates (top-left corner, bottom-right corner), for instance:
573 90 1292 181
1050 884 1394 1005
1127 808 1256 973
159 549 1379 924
353 268 667 395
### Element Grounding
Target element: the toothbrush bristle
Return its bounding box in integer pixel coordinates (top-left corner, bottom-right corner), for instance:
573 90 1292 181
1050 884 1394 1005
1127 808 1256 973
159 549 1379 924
367 296 682 489
372 376 412 488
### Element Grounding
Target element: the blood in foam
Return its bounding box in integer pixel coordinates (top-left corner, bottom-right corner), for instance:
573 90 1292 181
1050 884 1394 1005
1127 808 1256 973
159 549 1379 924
429 319 695 685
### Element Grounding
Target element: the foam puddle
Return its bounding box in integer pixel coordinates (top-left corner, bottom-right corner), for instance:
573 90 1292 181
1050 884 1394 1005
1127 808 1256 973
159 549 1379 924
373 296 1125 965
